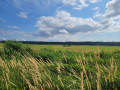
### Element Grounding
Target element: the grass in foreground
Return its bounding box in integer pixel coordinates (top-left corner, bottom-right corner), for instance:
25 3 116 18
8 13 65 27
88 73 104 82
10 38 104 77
0 53 120 90
0 41 120 90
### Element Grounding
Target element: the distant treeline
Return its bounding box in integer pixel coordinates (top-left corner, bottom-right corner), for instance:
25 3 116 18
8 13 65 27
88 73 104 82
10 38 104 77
1 41 120 46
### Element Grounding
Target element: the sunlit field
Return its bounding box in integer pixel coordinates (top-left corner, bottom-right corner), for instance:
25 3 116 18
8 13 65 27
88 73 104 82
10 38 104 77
0 41 120 90
29 44 120 53
1 43 120 53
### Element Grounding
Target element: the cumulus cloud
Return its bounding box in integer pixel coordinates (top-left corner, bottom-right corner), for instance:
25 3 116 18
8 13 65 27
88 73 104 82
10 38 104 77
95 0 120 32
92 0 120 34
93 0 120 20
35 11 101 37
35 9 120 38
8 25 20 29
16 12 28 19
103 0 120 19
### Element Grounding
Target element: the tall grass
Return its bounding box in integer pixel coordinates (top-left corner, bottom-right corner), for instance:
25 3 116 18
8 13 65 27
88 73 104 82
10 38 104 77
0 41 120 89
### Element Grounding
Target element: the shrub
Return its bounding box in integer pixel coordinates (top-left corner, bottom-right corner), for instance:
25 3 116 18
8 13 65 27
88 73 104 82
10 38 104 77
4 41 23 52
1 41 34 60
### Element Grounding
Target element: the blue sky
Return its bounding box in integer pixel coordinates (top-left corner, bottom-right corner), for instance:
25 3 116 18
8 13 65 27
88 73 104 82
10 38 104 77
0 0 120 41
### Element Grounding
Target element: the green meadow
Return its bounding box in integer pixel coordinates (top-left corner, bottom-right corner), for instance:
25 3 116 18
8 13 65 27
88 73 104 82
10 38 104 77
0 41 120 90
1 43 120 53
30 44 120 52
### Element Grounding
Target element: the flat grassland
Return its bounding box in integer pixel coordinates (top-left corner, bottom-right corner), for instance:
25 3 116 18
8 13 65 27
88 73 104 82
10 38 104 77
29 44 120 53
1 43 120 52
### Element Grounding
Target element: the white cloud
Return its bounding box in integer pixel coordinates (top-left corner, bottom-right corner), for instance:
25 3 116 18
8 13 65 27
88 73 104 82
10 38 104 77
62 0 101 10
93 0 120 33
0 28 33 41
103 0 120 19
35 10 120 38
93 11 103 18
93 0 120 19
92 7 99 11
35 11 101 37
73 3 88 10
16 12 28 19
59 29 68 34
62 0 88 10
89 0 101 3
99 19 118 32
8 25 20 29
62 0 77 6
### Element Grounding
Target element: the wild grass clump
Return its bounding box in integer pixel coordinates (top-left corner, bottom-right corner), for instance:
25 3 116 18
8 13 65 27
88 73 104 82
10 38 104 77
0 54 120 89
0 41 34 60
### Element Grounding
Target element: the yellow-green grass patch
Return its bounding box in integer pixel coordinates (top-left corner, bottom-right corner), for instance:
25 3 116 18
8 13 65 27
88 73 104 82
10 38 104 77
0 43 3 48
29 44 120 53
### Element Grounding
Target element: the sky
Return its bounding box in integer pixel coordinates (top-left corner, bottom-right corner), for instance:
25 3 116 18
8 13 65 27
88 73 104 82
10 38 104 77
0 0 120 41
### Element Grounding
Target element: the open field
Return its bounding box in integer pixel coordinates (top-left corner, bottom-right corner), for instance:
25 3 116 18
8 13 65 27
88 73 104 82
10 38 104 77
0 41 120 90
29 44 120 53
1 43 120 53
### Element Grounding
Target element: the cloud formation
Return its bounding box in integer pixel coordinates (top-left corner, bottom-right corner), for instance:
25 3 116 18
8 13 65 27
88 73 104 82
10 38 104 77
16 12 28 19
35 11 101 37
62 0 101 10
35 8 120 38
0 28 33 41
8 25 20 29
97 0 120 31
89 0 101 3
62 0 88 10
93 11 102 18
94 0 120 20
92 7 99 11
5 0 61 13
104 0 120 19
92 0 120 33
3 0 101 12
1 0 120 41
